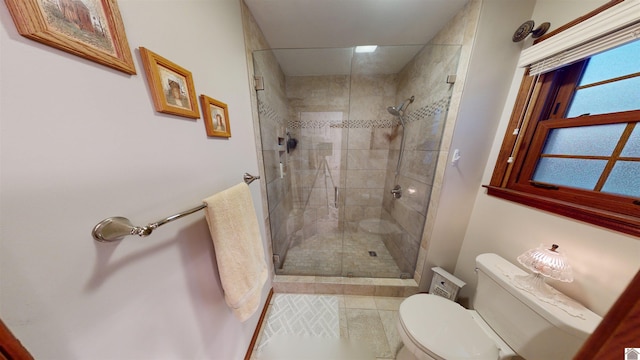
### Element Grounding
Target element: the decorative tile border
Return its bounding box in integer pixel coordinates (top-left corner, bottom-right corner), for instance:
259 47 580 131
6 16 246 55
286 118 398 129
257 97 451 129
257 100 287 127
403 97 451 126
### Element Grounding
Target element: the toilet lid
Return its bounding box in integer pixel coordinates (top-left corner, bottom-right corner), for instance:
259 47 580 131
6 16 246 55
399 294 499 360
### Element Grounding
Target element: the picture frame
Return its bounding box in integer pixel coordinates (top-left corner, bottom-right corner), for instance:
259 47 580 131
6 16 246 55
4 0 136 75
200 95 231 138
139 47 200 119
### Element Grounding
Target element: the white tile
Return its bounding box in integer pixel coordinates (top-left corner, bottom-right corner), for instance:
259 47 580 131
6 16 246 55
255 293 403 360
256 294 340 353
374 297 405 311
344 295 377 309
379 310 403 356
346 309 393 358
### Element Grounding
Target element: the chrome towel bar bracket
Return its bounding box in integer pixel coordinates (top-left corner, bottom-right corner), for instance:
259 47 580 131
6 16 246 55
243 173 260 185
92 173 260 242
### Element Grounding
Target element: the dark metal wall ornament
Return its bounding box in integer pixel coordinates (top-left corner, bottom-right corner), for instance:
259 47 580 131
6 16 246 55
512 20 551 42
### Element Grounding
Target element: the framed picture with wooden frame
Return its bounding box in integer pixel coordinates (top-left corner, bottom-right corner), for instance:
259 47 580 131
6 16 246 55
4 0 136 75
139 47 200 119
200 95 231 138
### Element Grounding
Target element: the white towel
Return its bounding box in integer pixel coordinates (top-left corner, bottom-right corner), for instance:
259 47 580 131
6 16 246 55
203 183 267 322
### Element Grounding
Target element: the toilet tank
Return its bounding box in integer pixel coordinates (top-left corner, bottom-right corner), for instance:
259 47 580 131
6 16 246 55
473 253 602 360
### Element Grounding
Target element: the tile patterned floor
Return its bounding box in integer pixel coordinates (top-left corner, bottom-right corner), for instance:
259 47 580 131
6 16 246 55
252 293 405 360
256 294 340 353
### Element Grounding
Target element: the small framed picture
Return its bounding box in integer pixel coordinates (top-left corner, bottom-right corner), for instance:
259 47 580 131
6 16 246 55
4 0 136 74
200 95 231 138
139 47 200 119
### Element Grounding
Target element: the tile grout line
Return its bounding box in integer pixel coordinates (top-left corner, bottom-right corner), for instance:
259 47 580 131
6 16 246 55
378 308 399 359
376 307 395 359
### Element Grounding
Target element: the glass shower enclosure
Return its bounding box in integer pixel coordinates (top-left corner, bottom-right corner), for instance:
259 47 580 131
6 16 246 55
253 44 461 279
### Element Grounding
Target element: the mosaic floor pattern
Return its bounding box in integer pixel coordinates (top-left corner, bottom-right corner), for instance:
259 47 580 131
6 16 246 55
256 293 340 354
252 294 404 360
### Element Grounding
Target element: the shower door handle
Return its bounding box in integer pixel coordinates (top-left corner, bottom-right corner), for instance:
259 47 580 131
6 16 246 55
334 186 338 208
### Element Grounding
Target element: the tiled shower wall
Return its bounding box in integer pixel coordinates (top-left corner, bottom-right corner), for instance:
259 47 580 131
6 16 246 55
286 75 351 240
382 44 462 274
286 74 400 240
253 50 293 267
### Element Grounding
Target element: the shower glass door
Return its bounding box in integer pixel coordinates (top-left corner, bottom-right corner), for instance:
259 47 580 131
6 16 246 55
286 109 349 277
253 44 461 279
252 48 352 277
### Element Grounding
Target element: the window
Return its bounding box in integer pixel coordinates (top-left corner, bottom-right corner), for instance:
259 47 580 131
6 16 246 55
487 3 640 237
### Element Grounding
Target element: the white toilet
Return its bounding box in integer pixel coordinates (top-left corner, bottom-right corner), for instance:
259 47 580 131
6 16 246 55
396 253 602 360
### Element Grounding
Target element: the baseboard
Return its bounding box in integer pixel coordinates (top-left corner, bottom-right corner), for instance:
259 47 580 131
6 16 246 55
244 288 274 360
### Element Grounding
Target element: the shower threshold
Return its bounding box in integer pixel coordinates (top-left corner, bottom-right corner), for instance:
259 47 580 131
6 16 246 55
272 274 419 297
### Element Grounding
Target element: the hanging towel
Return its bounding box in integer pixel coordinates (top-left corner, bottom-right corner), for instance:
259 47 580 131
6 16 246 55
203 183 267 322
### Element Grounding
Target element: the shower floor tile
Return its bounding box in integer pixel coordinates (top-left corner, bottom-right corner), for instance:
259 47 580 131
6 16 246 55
278 231 402 278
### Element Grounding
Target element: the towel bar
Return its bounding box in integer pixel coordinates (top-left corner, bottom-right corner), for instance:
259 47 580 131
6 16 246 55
92 173 260 242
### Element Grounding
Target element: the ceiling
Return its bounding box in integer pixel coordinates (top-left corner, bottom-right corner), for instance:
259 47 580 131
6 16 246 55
244 0 469 76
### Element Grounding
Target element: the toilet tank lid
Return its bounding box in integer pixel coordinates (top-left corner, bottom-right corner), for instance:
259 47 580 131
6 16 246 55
475 253 602 339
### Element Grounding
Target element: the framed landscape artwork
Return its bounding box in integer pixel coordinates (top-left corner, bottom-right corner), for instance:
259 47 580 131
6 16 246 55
4 0 136 75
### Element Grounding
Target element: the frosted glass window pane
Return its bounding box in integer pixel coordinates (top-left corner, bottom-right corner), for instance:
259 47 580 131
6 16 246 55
542 123 625 156
620 126 640 157
579 39 640 85
532 158 607 190
566 76 640 117
602 161 640 197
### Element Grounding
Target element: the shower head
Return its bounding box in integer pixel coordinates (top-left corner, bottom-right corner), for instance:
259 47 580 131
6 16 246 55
388 106 407 127
387 96 415 115
386 106 402 117
387 96 415 122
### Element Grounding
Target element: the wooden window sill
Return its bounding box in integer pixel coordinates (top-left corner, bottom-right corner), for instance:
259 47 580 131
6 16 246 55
483 185 640 238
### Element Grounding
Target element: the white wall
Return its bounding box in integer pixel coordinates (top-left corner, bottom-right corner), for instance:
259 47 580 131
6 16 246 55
421 0 536 289
454 0 640 317
0 0 270 358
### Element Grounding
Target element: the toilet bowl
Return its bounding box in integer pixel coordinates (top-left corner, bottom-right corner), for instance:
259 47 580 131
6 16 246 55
396 254 602 360
396 294 515 360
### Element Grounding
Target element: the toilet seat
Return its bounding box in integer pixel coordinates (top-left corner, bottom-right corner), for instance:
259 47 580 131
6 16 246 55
398 294 500 360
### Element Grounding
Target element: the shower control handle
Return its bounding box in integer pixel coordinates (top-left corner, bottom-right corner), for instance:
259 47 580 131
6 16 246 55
391 185 402 199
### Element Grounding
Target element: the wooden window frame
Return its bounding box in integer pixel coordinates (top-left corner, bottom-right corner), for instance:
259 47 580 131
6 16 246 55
1 318 33 359
485 2 640 238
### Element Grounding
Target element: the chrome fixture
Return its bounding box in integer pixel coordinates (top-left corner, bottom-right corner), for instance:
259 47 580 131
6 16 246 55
92 173 260 242
243 172 260 185
387 96 415 176
387 96 415 124
391 185 402 199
